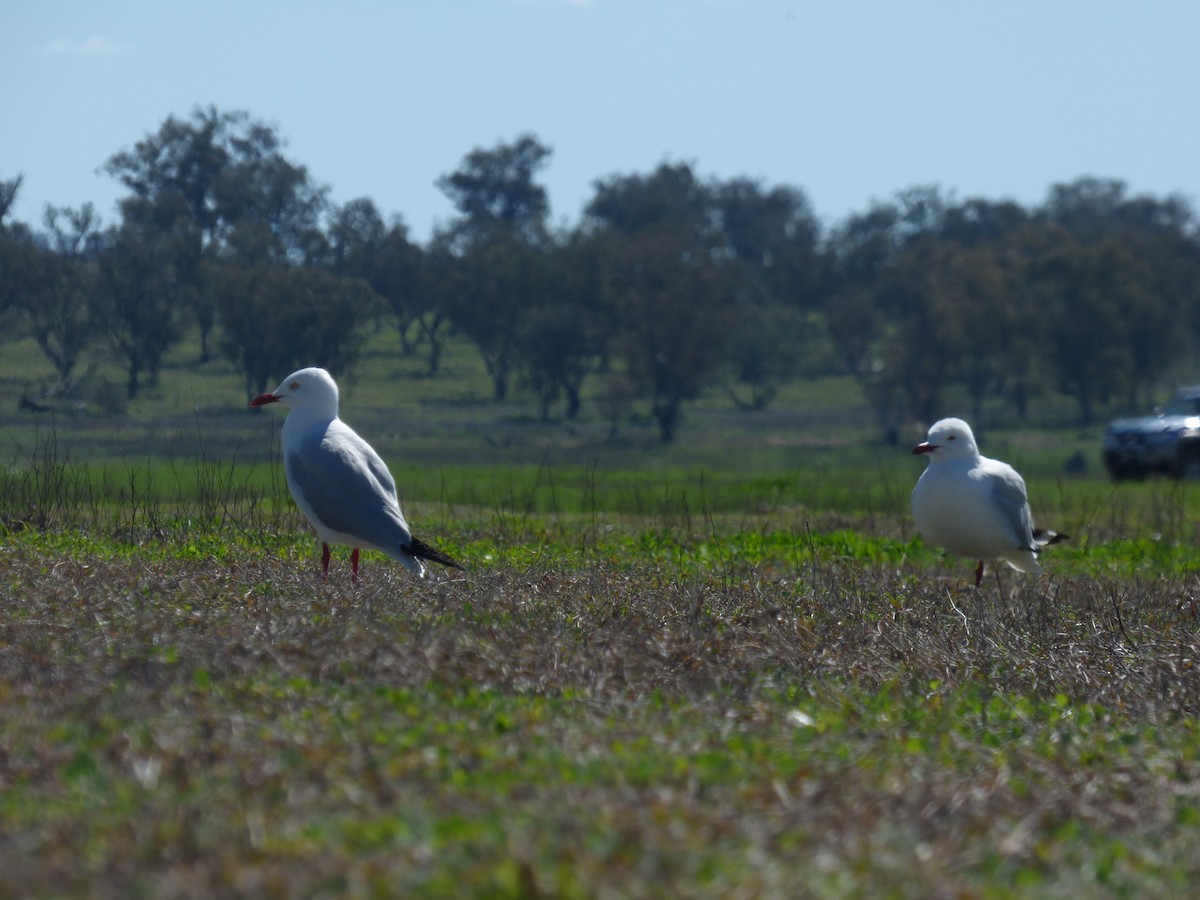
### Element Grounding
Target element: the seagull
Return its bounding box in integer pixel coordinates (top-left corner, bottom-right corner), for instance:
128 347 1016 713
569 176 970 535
250 367 462 581
911 417 1065 587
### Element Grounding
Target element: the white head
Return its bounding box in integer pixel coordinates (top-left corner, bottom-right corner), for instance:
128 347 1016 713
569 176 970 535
250 367 340 420
912 417 979 462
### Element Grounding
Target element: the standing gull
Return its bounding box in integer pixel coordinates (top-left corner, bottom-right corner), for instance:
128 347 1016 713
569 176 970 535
251 367 461 581
911 417 1065 586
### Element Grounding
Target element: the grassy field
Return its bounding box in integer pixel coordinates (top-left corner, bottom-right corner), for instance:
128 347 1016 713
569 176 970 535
3 331 1200 895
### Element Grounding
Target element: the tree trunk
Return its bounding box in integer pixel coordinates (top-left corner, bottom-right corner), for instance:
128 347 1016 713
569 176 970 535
654 397 680 443
199 323 212 364
485 354 508 401
564 385 581 420
421 315 445 376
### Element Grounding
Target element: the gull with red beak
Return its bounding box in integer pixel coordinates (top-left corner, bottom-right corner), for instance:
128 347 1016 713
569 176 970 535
251 367 461 581
911 417 1065 587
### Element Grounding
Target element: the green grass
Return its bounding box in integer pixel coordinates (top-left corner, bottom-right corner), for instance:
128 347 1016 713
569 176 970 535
2 318 1110 466
5 328 1200 895
4 516 1200 896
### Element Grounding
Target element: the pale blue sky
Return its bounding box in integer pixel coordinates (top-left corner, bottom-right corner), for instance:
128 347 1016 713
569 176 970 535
3 1 1198 241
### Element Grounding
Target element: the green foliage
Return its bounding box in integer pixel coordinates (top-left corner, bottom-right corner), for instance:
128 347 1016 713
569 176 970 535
95 194 199 398
823 183 1200 431
9 108 1200 438
19 204 103 392
433 136 557 403
214 263 381 397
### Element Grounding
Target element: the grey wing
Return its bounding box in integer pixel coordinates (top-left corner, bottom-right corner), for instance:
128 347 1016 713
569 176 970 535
286 435 413 550
334 420 400 506
989 470 1036 550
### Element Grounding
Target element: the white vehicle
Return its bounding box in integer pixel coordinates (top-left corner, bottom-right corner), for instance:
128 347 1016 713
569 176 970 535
1103 387 1200 480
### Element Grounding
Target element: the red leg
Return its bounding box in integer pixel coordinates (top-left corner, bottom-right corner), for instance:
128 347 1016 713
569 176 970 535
351 548 360 583
974 560 984 587
321 543 332 579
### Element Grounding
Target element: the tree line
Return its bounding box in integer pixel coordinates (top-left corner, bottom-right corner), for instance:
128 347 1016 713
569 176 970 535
3 106 1199 441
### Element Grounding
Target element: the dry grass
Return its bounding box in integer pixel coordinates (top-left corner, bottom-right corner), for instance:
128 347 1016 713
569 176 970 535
3 531 1199 896
6 278 1199 894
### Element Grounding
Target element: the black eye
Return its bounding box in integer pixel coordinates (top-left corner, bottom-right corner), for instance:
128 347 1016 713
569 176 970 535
947 435 957 441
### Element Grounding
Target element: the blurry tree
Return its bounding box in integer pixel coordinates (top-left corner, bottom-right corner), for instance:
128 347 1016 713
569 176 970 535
0 176 34 334
436 134 552 248
719 304 823 410
20 205 105 393
1134 227 1200 402
938 197 1030 246
0 175 21 226
415 240 457 377
104 106 328 260
952 242 1033 422
928 199 1042 420
376 222 436 361
825 187 1028 435
713 178 828 408
435 135 553 400
1038 180 1200 412
611 230 735 441
1029 235 1137 423
327 197 387 277
104 106 329 360
328 199 435 360
95 195 199 398
874 236 969 425
826 286 902 437
1041 177 1131 241
586 162 711 236
216 263 380 398
824 199 909 437
586 163 737 441
447 231 551 402
0 230 30 332
516 232 613 419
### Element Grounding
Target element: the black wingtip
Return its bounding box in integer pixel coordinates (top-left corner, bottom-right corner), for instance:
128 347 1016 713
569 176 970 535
407 536 464 570
1034 528 1069 546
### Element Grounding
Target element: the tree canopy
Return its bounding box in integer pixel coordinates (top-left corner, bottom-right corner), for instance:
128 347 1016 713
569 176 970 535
5 107 1200 439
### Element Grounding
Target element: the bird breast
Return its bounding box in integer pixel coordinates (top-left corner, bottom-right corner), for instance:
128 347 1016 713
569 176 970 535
912 466 1018 557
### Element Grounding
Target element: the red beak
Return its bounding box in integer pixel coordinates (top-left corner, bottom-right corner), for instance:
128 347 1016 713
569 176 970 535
250 393 280 408
912 441 937 455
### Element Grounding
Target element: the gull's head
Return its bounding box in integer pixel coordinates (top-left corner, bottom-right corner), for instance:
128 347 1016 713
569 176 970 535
250 367 340 419
912 417 978 461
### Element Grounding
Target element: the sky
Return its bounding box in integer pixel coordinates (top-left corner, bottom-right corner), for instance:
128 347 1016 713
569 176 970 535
3 1 1198 242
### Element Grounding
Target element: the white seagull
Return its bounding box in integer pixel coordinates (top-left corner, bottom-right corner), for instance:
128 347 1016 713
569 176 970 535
911 417 1065 586
251 367 461 581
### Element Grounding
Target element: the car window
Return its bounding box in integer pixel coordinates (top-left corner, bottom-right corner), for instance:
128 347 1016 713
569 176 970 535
1164 395 1200 416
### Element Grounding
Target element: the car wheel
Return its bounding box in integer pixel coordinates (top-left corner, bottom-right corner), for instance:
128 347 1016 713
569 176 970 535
1105 457 1141 481
1176 446 1200 479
